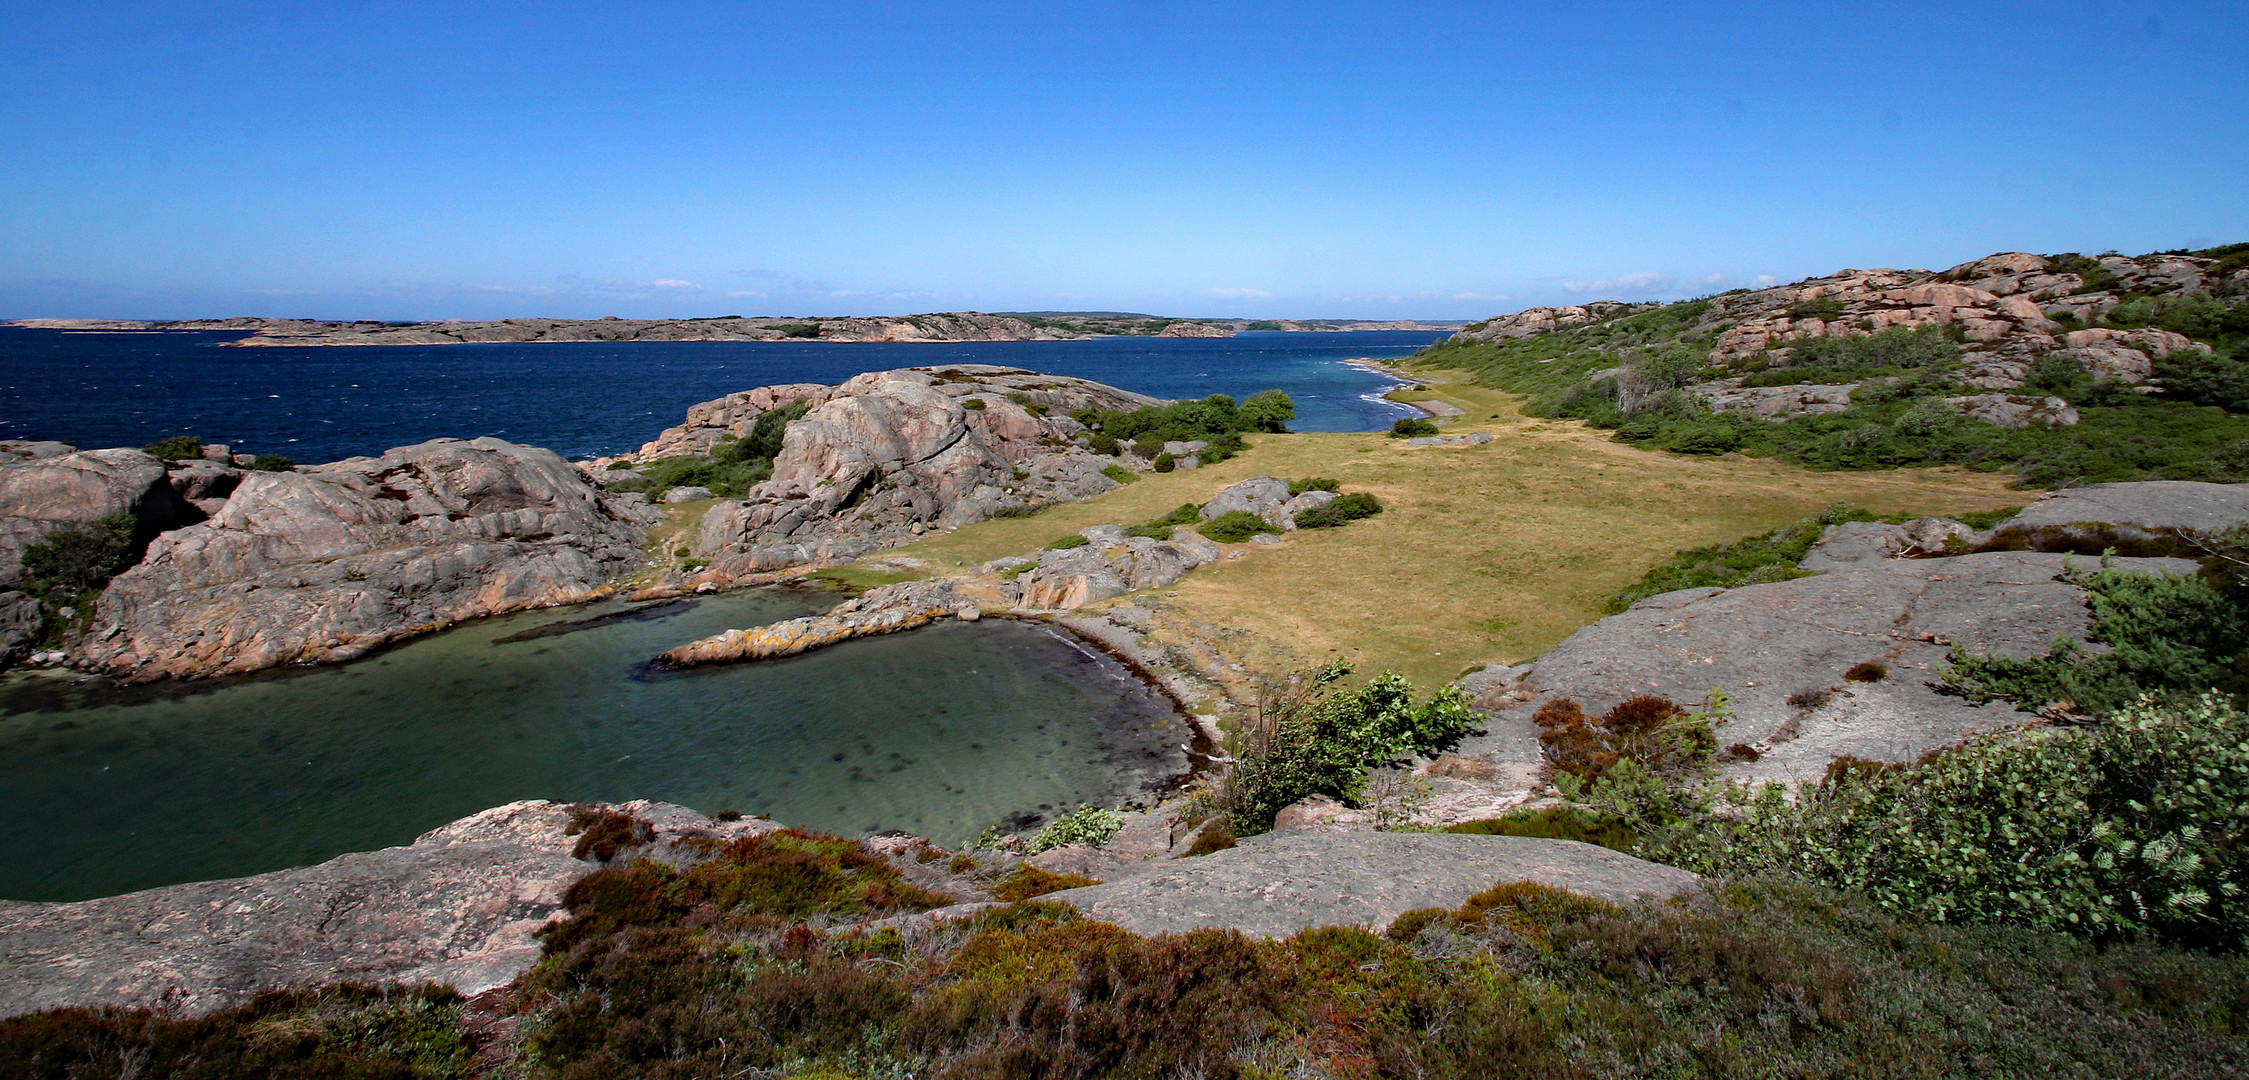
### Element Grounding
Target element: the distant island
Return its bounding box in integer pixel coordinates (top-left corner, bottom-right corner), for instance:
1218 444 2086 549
6 312 1468 347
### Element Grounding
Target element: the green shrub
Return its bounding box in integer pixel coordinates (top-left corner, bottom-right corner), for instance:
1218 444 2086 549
1238 389 1296 433
1005 391 1048 417
1390 417 1440 437
1196 510 1275 543
961 397 986 410
142 434 203 461
1043 533 1089 551
1292 491 1382 528
0 985 475 1079
1678 692 2249 948
19 514 138 598
1025 805 1124 852
1152 452 1176 472
988 865 1098 901
1100 464 1136 484
1945 558 2249 715
248 453 295 472
1225 663 1482 834
1289 477 1339 495
986 502 1043 518
773 322 823 338
602 401 808 498
1071 390 1292 453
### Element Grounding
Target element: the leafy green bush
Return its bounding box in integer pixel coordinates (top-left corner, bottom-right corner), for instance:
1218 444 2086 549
1679 692 2249 948
1945 559 2249 715
248 453 294 472
1739 324 1964 388
1225 663 1482 833
603 401 809 498
19 515 139 598
1196 510 1275 543
141 434 203 461
1446 805 1638 851
961 397 986 410
1005 391 1049 417
1152 452 1176 472
1289 477 1339 495
1025 805 1124 852
1390 417 1439 437
1042 533 1089 550
1291 491 1382 528
1099 463 1136 484
1071 391 1292 457
1237 388 1295 432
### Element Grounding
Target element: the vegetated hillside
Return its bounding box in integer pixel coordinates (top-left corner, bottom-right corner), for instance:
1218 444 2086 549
1415 244 2249 486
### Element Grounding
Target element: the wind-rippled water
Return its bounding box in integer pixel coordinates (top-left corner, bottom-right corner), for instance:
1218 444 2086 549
0 590 1190 902
0 329 1446 464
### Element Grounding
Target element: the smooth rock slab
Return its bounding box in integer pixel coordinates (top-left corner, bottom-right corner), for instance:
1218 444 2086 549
0 800 773 1019
1039 831 1699 938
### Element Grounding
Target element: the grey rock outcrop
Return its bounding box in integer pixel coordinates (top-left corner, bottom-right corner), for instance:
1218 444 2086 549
1154 321 1234 338
692 367 1159 578
78 437 653 681
628 382 830 460
0 800 776 1019
1987 481 2249 555
199 312 1089 348
657 579 978 667
1039 831 1700 937
1945 393 2080 429
1017 534 1222 610
1199 476 1292 524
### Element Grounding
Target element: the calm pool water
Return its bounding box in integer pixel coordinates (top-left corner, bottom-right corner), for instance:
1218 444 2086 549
0 589 1190 902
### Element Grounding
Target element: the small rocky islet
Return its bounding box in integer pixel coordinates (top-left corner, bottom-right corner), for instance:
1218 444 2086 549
3 250 2248 1072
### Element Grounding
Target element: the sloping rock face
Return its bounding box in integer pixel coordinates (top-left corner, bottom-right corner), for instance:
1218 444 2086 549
0 449 208 665
1154 321 1235 338
77 438 655 681
693 366 1160 578
629 382 832 460
1039 831 1700 937
1453 251 2235 405
1457 481 2249 792
0 801 777 1019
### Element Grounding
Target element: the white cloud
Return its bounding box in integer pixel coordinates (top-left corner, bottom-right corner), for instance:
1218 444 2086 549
1203 287 1271 299
650 279 696 289
1562 270 1666 294
1755 274 1777 286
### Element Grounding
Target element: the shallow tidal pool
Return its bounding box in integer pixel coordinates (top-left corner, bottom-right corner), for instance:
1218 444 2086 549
0 588 1190 902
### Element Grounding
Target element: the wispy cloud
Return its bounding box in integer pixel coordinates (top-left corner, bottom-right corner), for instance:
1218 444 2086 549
1203 286 1271 299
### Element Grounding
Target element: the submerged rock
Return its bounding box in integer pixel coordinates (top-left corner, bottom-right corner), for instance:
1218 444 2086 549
656 579 976 667
0 800 776 1019
77 437 655 681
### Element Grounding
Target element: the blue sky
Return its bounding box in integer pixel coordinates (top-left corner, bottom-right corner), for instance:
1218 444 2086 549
2 1 2243 321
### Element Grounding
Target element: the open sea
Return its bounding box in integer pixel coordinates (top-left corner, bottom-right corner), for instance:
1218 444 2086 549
0 328 1448 462
0 328 1446 901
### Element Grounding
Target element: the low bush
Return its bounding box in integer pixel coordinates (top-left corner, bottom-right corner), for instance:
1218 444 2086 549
1292 491 1382 528
1390 417 1440 437
142 434 203 460
1043 533 1089 550
1099 463 1136 484
961 397 986 410
19 514 139 599
1025 804 1124 852
1197 509 1276 543
1445 805 1639 851
1224 663 1482 834
988 865 1099 901
248 453 294 472
1152 452 1176 472
0 985 474 1079
1289 476 1339 495
1678 692 2249 948
1844 661 1889 682
603 401 808 498
1945 557 2249 716
1072 391 1294 459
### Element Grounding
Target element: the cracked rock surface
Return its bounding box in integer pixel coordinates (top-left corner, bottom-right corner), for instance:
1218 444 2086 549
0 800 774 1020
1039 831 1700 937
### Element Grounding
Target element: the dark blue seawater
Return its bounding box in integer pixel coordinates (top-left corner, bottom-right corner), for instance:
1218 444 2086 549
0 329 1443 464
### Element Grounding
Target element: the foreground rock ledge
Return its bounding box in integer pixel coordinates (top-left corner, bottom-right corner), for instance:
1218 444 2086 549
1040 830 1700 938
0 800 774 1020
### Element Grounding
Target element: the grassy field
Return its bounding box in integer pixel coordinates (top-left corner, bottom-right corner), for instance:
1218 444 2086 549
842 367 2025 688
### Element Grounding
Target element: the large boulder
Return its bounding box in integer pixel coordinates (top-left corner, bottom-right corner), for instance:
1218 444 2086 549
77 438 652 681
1017 535 1221 610
1038 830 1700 937
1199 476 1292 524
694 367 1160 578
0 801 776 1019
0 449 199 585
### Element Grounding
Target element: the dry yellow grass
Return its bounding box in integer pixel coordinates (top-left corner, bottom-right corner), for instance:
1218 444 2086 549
845 367 2026 686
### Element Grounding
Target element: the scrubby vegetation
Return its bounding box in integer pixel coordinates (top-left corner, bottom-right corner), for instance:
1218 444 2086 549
1413 266 2249 487
1603 502 1868 611
606 401 810 498
1196 510 1276 544
1220 662 1481 834
1291 491 1381 529
17 514 139 601
1389 416 1439 437
140 434 203 461
1024 805 1124 853
248 453 294 472
1073 390 1294 466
